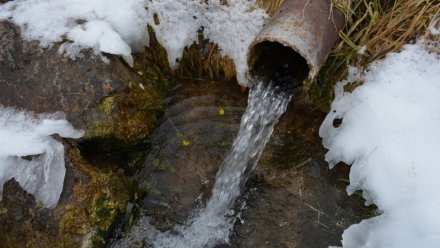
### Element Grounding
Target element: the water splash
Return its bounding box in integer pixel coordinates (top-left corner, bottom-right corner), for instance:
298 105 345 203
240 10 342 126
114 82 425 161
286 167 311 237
113 79 293 247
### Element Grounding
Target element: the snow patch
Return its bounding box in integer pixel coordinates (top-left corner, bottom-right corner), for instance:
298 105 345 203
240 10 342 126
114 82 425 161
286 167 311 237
148 0 268 85
320 42 440 248
0 106 84 209
0 0 267 85
357 45 367 55
0 0 148 66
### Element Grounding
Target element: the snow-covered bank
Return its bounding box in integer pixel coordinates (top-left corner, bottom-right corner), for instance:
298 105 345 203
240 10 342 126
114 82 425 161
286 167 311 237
0 107 83 208
0 0 267 85
320 42 440 248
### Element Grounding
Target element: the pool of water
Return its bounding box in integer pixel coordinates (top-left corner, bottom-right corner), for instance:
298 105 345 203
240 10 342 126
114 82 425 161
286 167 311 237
109 79 365 248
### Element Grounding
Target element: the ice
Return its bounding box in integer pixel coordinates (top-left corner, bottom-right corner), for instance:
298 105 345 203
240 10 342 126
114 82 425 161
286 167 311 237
0 0 267 85
0 106 84 209
320 42 440 248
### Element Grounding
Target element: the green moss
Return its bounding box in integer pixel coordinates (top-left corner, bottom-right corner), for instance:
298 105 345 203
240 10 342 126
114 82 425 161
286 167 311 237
58 146 129 248
90 196 120 231
87 120 114 139
111 81 162 144
84 79 162 148
97 96 116 115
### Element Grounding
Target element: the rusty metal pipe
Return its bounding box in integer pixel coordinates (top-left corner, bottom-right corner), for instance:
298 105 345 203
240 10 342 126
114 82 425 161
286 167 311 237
248 0 344 83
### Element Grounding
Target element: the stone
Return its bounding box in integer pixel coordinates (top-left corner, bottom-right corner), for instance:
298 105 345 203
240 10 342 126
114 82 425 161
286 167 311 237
0 20 163 247
0 141 129 248
0 21 162 145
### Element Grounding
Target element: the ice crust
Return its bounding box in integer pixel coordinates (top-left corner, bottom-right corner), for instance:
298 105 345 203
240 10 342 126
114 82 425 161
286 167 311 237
0 107 83 209
0 0 267 85
320 43 440 248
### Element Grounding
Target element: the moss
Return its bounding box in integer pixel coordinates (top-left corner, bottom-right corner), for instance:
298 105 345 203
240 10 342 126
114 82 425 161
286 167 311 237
0 143 130 248
112 81 162 144
97 96 116 115
90 196 120 231
84 79 162 147
87 120 114 140
58 145 129 248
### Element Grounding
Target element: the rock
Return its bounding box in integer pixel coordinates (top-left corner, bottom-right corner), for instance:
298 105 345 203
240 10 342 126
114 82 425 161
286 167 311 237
229 98 366 248
0 20 165 248
0 21 162 145
135 79 246 225
0 141 129 248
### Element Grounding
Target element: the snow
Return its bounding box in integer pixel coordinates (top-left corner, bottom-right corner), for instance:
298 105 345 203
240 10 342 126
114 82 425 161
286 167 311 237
320 42 440 248
357 45 367 55
0 106 84 209
148 0 268 85
0 0 148 66
0 0 267 85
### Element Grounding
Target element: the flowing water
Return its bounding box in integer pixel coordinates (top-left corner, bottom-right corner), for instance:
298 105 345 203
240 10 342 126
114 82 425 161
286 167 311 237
113 79 294 247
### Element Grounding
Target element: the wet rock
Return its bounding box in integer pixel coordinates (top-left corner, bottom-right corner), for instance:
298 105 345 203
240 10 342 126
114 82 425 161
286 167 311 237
229 99 365 248
135 80 246 226
0 21 162 145
0 141 129 248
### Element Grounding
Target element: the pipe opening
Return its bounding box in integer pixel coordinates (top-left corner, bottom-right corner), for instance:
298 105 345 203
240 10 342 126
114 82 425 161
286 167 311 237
249 41 310 88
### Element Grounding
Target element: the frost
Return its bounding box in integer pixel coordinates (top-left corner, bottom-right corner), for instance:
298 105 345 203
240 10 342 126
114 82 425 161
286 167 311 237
0 106 84 209
320 42 440 248
0 0 267 85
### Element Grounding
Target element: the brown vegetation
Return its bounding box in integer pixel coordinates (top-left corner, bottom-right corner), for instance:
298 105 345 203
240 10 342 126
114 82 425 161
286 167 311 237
310 0 439 110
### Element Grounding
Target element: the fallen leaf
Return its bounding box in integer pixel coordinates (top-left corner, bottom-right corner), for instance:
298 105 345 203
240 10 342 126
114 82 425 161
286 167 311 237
218 107 225 116
182 139 191 146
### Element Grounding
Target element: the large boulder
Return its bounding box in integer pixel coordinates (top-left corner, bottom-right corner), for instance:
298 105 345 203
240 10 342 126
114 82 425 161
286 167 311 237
0 21 162 144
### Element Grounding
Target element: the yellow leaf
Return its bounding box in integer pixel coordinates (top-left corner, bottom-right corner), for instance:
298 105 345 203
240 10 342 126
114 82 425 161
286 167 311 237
182 139 191 146
218 107 225 116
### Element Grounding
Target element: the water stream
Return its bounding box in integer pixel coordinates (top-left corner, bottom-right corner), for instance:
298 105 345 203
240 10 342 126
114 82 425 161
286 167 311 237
204 79 293 219
113 79 293 247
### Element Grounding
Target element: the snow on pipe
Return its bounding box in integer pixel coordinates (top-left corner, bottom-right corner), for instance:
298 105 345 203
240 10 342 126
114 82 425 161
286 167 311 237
248 0 345 83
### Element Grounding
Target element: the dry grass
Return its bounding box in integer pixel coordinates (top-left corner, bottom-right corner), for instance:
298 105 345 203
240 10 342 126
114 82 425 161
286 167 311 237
176 37 237 81
308 0 440 111
256 0 284 15
332 0 439 74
